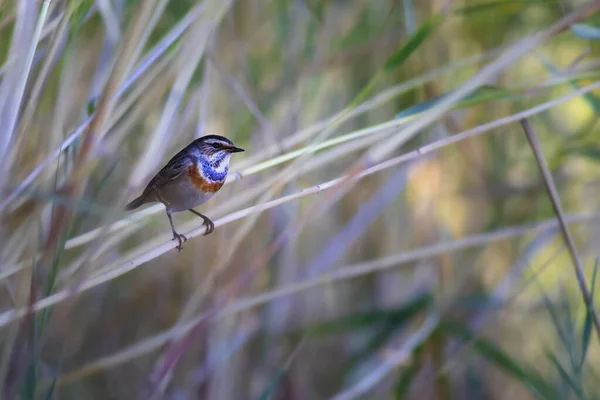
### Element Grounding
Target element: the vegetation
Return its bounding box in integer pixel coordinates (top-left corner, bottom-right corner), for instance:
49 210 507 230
1 0 600 398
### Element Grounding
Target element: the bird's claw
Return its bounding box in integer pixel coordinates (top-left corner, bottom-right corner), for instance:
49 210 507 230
172 232 187 251
202 219 215 236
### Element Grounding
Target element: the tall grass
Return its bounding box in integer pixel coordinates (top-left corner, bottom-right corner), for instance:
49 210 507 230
2 0 600 398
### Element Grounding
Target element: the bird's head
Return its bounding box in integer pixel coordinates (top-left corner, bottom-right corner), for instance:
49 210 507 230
194 134 245 166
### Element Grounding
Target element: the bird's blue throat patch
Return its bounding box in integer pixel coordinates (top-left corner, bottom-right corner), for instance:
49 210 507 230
200 156 228 182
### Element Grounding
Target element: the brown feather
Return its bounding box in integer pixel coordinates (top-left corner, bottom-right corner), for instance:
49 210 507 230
188 166 224 193
143 152 192 195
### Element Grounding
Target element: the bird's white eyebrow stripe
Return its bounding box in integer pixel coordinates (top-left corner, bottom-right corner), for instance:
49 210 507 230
205 140 232 145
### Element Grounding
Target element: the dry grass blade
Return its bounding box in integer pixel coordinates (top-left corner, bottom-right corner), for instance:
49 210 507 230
520 118 600 341
116 2 207 99
0 1 50 191
8 8 69 170
74 1 158 171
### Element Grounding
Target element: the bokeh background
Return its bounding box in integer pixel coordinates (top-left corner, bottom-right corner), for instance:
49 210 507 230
2 0 600 399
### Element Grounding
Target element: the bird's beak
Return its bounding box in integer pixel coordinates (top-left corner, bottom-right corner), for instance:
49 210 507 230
227 146 245 153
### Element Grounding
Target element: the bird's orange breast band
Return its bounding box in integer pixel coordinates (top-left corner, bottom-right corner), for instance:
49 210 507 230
188 166 225 193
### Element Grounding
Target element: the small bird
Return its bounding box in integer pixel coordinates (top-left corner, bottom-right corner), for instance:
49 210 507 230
125 135 244 251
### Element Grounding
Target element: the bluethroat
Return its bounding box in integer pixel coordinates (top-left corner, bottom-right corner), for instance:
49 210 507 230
125 135 244 251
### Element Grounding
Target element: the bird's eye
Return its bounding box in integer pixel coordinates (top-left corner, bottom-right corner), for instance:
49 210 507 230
211 142 220 149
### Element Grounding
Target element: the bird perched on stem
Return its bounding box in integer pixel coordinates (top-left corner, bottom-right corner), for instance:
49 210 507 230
125 135 244 251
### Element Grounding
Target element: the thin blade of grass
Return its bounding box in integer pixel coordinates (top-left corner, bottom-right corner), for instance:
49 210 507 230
331 314 439 400
546 351 585 399
301 293 431 338
393 343 424 399
383 11 446 71
580 258 599 368
454 0 559 15
521 118 600 344
440 320 559 400
257 338 306 400
0 1 50 191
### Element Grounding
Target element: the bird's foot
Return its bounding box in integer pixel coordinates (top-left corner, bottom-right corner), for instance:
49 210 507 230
188 209 215 236
202 218 215 236
172 232 187 251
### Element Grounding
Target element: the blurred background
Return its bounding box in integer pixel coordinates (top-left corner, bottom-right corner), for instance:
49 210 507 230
2 0 600 398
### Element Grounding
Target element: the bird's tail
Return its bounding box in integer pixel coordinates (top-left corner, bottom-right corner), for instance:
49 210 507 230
125 195 147 211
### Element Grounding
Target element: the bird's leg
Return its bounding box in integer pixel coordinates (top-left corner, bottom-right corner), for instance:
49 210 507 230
188 209 214 235
157 192 187 252
166 210 187 251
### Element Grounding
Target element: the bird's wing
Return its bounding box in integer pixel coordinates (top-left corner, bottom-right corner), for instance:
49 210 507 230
143 150 193 194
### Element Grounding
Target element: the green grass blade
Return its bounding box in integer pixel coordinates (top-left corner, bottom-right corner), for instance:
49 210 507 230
395 85 518 119
537 284 574 366
383 12 445 72
257 366 286 400
304 0 327 23
546 351 585 400
257 339 305 400
441 320 559 400
581 258 599 369
302 293 431 337
537 56 600 115
68 0 95 36
42 378 56 400
562 145 600 163
557 282 579 376
19 314 38 400
393 339 426 399
454 0 559 15
343 321 401 378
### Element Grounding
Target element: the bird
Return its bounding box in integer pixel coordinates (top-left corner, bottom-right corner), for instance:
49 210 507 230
125 134 244 251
